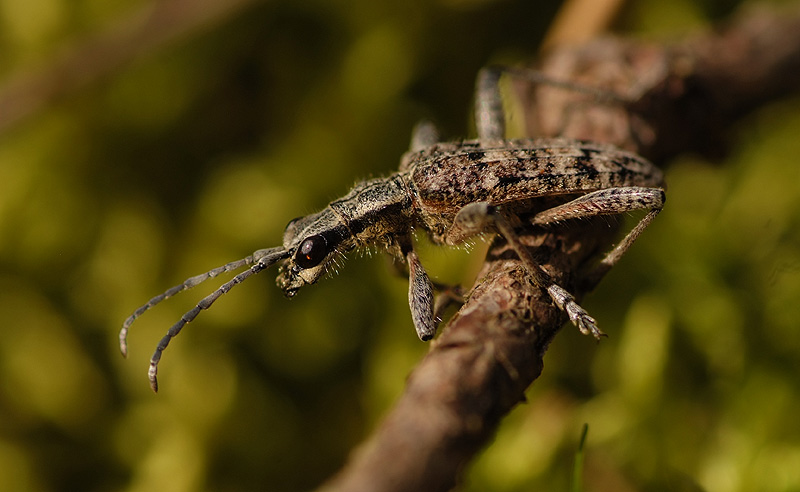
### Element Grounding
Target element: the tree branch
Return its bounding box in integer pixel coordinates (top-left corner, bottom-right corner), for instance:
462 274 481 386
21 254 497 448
525 4 800 163
0 0 259 135
319 6 800 492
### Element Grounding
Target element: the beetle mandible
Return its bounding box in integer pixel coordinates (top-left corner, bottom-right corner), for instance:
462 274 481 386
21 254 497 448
120 66 665 392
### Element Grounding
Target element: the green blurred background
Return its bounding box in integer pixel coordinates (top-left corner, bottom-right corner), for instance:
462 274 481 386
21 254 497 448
1 0 800 490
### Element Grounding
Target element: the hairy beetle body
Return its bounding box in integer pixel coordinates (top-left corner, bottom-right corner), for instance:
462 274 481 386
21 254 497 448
121 67 666 392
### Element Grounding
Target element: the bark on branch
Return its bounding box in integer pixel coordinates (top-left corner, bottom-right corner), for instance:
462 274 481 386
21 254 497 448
319 6 800 492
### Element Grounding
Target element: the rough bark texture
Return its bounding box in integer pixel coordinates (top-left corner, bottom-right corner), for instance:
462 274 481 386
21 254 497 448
320 223 616 492
525 4 800 164
319 6 800 492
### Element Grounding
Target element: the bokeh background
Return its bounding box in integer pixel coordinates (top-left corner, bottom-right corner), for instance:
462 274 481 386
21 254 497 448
1 0 800 490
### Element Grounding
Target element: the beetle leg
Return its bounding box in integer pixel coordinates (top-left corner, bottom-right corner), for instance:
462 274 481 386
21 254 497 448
410 120 441 152
405 247 436 341
386 240 463 339
400 120 443 172
530 187 665 286
393 235 436 341
475 65 634 140
474 67 506 140
447 202 604 339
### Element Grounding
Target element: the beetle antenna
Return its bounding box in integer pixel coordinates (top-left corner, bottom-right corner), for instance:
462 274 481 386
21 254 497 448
147 247 290 392
119 247 289 365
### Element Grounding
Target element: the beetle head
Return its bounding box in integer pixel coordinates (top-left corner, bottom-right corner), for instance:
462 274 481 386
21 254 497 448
276 208 355 296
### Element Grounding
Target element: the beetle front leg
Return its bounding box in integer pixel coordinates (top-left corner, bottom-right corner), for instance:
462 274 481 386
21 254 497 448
446 202 604 339
405 247 436 341
388 237 462 340
393 235 436 341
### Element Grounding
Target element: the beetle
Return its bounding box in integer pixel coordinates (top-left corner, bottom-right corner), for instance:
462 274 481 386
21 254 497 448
120 66 665 392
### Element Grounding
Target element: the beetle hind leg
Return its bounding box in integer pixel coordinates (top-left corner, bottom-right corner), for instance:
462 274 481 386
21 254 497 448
530 186 665 287
447 202 605 339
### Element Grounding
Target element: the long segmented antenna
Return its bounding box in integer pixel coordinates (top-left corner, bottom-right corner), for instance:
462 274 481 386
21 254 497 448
120 246 290 392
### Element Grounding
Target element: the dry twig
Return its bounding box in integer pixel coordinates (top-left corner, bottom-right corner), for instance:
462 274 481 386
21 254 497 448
0 0 258 135
319 6 800 492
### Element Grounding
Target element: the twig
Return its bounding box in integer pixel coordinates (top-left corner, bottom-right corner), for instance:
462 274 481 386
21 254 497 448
320 223 616 492
541 0 627 51
523 4 800 162
318 5 800 492
0 0 259 135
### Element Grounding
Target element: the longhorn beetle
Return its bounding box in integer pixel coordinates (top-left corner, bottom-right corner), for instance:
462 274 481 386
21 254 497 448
120 66 665 392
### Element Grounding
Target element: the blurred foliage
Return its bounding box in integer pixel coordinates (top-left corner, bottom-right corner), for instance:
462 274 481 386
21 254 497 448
0 0 799 491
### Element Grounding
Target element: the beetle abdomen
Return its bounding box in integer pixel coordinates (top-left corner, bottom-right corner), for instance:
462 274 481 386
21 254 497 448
408 138 663 213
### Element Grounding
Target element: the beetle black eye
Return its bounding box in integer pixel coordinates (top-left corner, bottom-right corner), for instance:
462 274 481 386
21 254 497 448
295 235 327 269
